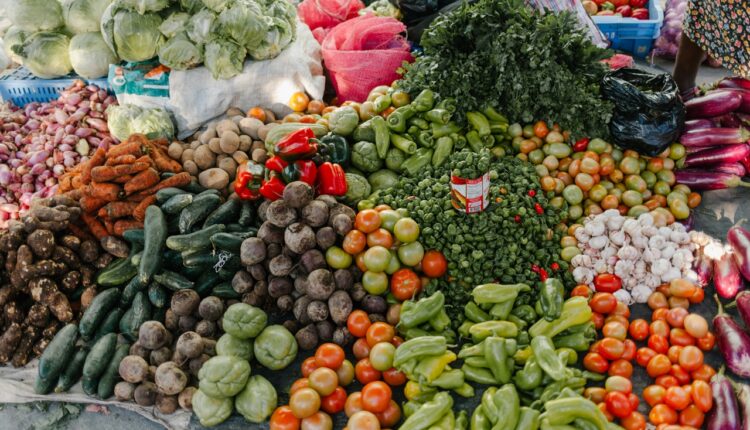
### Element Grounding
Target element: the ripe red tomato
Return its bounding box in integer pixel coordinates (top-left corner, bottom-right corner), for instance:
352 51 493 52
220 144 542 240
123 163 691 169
583 352 609 373
648 334 670 354
621 339 636 361
649 404 678 425
647 354 672 378
643 384 666 406
589 292 617 314
621 411 647 430
353 338 371 360
374 400 401 428
608 359 633 378
301 357 319 378
315 343 345 370
664 386 691 411
691 380 713 412
321 387 347 414
390 268 422 301
670 328 696 347
605 391 632 418
421 250 447 278
679 404 705 428
594 273 622 293
366 322 395 347
382 368 407 386
669 364 691 385
598 338 625 360
355 359 381 385
360 381 392 413
636 347 657 367
347 310 371 338
628 319 649 341
270 406 301 430
697 332 716 351
655 375 679 389
571 285 592 299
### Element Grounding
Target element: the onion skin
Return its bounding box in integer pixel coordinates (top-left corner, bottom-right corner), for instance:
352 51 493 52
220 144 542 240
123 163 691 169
714 295 750 378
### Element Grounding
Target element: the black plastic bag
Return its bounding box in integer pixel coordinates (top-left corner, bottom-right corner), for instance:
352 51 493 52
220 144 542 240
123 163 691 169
389 0 460 42
601 68 685 156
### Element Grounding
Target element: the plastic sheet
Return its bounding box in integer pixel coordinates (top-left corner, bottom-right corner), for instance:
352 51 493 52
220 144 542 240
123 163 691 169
297 0 364 32
602 68 686 156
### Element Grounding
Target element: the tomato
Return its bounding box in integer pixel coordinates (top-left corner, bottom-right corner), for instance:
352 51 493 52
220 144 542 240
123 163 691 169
648 335 670 354
679 404 705 428
655 375 679 388
689 286 705 304
571 285 592 298
369 342 396 372
289 92 310 112
347 411 381 430
366 229 393 249
300 411 333 430
669 279 697 298
697 332 716 351
315 343 346 370
621 411 647 430
670 365 691 386
382 368 407 386
336 360 355 386
363 246 392 273
347 311 371 338
378 210 401 232
343 230 367 255
391 335 404 347
589 292 617 314
598 338 625 360
649 404 678 425
598 402 615 422
290 388 322 419
374 400 401 427
647 354 672 378
684 314 709 339
628 319 649 341
271 406 301 430
344 392 364 417
355 359 381 385
605 375 632 393
612 301 630 318
592 312 605 330
291 378 311 395
594 273 622 293
355 210 381 233
691 364 716 382
650 320 670 337
421 250 447 278
306 100 325 115
361 381 392 413
393 218 419 243
583 352 609 373
670 328 696 347
605 391 632 418
608 359 633 378
302 357 319 378
321 387 347 415
652 308 669 321
636 347 657 367
602 321 628 341
664 386 691 411
355 252 368 272
247 106 267 122
353 338 372 360
678 345 704 372
605 314 629 329
667 346 683 364
308 367 339 397
584 387 607 404
398 241 424 267
390 269 421 301
644 384 666 406
691 380 713 412
533 121 549 138
621 339 636 361
363 271 389 295
628 393 640 411
326 245 353 269
666 307 688 328
366 323 396 347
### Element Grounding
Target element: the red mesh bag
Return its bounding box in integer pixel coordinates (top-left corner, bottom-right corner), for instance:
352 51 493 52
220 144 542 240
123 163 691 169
297 0 365 32
321 15 413 102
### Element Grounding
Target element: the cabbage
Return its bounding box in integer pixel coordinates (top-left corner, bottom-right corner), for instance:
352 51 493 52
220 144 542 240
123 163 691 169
62 0 114 34
117 0 170 14
180 0 204 14
19 32 72 79
158 33 202 70
159 12 191 38
69 32 118 79
3 27 28 64
247 17 294 61
204 37 246 80
201 0 232 12
186 9 216 45
265 0 296 21
107 104 174 141
112 10 164 62
106 104 140 140
215 1 266 49
7 0 64 32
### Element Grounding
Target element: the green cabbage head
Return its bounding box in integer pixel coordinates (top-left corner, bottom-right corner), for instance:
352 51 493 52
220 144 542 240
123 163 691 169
117 0 170 14
62 0 114 34
247 16 294 61
69 32 118 79
19 32 72 79
159 12 191 38
204 37 246 80
186 9 217 46
215 1 266 49
7 0 64 32
111 9 164 62
3 27 28 64
158 33 203 70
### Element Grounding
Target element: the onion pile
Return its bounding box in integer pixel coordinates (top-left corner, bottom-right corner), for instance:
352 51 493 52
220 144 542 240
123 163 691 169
0 80 117 227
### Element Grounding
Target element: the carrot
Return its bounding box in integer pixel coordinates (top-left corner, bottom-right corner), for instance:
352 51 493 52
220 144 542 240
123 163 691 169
81 147 106 185
105 154 137 166
88 183 121 202
71 175 83 190
133 195 157 222
114 219 144 237
134 155 155 168
61 189 83 202
105 135 146 159
80 195 108 213
82 213 108 240
91 162 149 182
67 222 95 241
103 219 115 236
103 201 140 220
146 142 182 173
136 172 191 197
112 174 133 184
125 194 146 203
124 168 160 195
58 175 73 192
152 137 170 147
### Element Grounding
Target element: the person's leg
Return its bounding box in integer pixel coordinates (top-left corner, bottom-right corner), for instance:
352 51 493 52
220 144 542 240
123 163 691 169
673 33 705 95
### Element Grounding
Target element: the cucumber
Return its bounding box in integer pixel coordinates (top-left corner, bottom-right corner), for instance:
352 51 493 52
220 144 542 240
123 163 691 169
55 347 89 393
79 288 120 339
218 267 237 280
37 323 78 386
130 251 143 267
96 258 137 287
122 229 145 246
122 292 152 341
179 193 222 234
162 193 194 215
82 375 98 396
211 282 241 299
210 231 256 254
148 283 168 308
226 223 248 233
98 344 130 399
94 308 124 341
152 307 167 322
183 264 208 279
83 333 117 380
163 249 183 270
154 270 194 291
156 187 186 204
183 178 207 194
119 308 133 338
167 216 180 235
203 199 240 228
34 375 57 395
138 206 168 284
194 270 221 297
120 276 147 306
183 250 218 268
166 224 225 252
238 200 254 226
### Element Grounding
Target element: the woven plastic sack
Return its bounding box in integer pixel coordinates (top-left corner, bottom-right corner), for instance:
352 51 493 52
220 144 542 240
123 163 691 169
298 0 364 31
321 14 412 102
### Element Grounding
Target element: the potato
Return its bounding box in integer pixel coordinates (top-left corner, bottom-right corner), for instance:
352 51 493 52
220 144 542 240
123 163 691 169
178 387 197 410
176 331 204 359
156 394 178 414
150 347 172 366
307 300 328 322
189 140 201 150
239 117 263 139
171 290 200 317
316 195 338 208
257 123 277 142
239 135 252 153
208 137 222 155
198 296 224 321
27 230 55 258
219 131 240 154
194 145 216 170
294 276 309 295
217 157 237 179
119 355 149 383
183 160 199 176
268 277 293 298
257 200 270 222
199 127 217 145
328 291 353 325
155 362 188 395
216 119 239 135
307 269 335 300
227 107 245 117
248 264 266 281
295 324 318 350
283 320 298 334
168 142 184 160
198 168 230 190
350 283 366 302
266 200 297 228
232 151 249 165
360 295 387 314
114 381 135 401
267 243 282 259
134 382 158 406
138 321 169 350
181 148 195 163
79 240 99 263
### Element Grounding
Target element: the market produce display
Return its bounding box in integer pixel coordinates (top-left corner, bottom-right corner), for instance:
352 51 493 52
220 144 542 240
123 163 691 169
582 0 650 19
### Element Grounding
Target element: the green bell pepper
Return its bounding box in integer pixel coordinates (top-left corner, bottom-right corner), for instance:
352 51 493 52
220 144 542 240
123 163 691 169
417 130 434 148
469 321 519 342
465 302 491 323
530 297 592 339
429 308 451 332
453 383 475 398
481 387 499 421
517 407 541 430
399 291 444 329
387 105 416 133
542 397 612 430
489 300 515 320
430 369 465 389
371 115 390 159
512 305 538 325
540 278 565 322
467 112 491 136
456 410 469 430
409 117 430 130
436 97 456 113
514 357 543 391
431 121 461 138
462 364 497 385
412 89 435 112
317 134 350 165
432 136 453 167
425 108 451 125
393 336 447 368
467 130 484 152
493 384 520 430
390 133 417 154
471 405 491 430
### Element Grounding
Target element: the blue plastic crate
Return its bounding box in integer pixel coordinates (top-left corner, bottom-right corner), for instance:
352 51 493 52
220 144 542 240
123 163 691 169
0 67 110 107
593 1 664 58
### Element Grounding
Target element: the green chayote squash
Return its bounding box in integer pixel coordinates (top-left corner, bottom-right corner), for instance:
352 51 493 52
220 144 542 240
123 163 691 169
216 333 254 361
342 173 371 206
329 106 359 136
253 325 297 370
221 303 267 340
192 389 233 427
235 375 277 423
198 355 251 398
351 141 383 173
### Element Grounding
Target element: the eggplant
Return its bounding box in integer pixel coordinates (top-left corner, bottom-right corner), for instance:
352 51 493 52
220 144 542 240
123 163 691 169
728 225 750 281
716 113 744 128
680 128 750 148
681 164 747 177
715 251 744 299
714 294 750 377
682 144 750 168
719 77 750 91
707 366 742 430
675 171 750 190
739 113 750 127
734 380 750 430
735 291 750 330
687 90 743 119
685 118 718 131
694 246 713 288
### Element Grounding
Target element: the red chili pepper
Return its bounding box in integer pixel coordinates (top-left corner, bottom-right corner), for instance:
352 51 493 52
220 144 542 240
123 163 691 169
551 262 560 271
539 268 549 282
528 190 536 197
514 215 521 223
534 203 544 215
259 175 286 201
531 264 541 273
274 128 318 162
573 138 590 153
265 156 289 173
233 161 264 200
318 162 347 196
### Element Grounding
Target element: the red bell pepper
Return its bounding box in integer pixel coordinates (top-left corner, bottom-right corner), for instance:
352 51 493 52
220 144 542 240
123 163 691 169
615 5 632 16
282 159 318 186
233 161 265 200
629 0 647 8
266 155 289 173
573 137 590 152
274 128 318 162
318 162 347 196
631 7 649 19
259 175 286 201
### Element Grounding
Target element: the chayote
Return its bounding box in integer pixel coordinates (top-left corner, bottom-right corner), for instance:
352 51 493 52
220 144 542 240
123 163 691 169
221 303 267 340
216 333 254 361
198 355 251 398
253 325 298 370
192 389 233 427
235 375 277 423
328 106 359 136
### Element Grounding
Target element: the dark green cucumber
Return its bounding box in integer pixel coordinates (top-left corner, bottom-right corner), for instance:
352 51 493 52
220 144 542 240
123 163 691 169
37 323 78 382
122 292 152 342
34 375 57 395
98 343 130 399
163 249 183 270
183 250 218 268
94 308 124 341
161 193 194 215
226 223 248 233
238 201 254 226
154 270 194 291
203 199 240 228
120 276 148 306
194 271 221 297
82 375 98 396
83 333 117 381
211 282 241 299
122 229 145 246
130 251 143 267
138 206 167 284
156 187 186 204
152 307 166 322
179 193 222 234
183 264 207 279
166 224 225 252
55 347 89 393
79 288 120 339
218 267 237 281
96 258 137 287
182 178 207 194
167 216 180 235
119 308 133 338
148 283 168 308
210 231 256 254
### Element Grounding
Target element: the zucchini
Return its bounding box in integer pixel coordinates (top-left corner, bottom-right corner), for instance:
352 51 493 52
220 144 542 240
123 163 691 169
210 231 255 254
83 333 117 380
162 193 194 215
138 206 168 284
122 229 145 246
167 216 180 235
154 270 194 291
166 224 225 252
55 347 89 393
96 258 137 287
203 199 240 228
120 276 147 306
179 193 222 234
155 187 185 204
194 270 221 297
148 283 168 308
34 375 57 395
211 282 241 299
94 308 124 340
82 376 98 396
238 201 254 226
183 178 207 194
98 343 130 399
183 263 208 279
37 323 78 383
79 288 120 339
123 292 152 341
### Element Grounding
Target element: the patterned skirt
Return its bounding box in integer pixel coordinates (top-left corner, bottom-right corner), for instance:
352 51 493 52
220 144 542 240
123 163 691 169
684 0 750 78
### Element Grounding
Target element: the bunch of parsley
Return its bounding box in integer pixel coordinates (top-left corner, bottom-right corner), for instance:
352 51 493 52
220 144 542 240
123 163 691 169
397 0 613 138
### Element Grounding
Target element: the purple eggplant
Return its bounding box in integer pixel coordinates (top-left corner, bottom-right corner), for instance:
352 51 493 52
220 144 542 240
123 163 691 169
686 118 719 131
682 144 750 168
728 225 750 281
735 291 750 330
714 295 750 377
681 164 748 177
716 113 744 128
708 366 742 430
680 128 750 148
687 90 744 119
675 170 750 190
734 380 750 430
719 77 750 91
694 247 714 287
715 251 744 299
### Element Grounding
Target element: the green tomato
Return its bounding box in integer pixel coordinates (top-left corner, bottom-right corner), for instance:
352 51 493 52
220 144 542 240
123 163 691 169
657 169 676 186
653 180 671 196
547 143 572 159
611 148 624 163
561 246 581 262
669 143 686 160
357 200 375 211
599 180 614 191
394 217 420 243
667 191 687 206
529 149 545 165
369 342 396 371
622 190 643 207
542 155 560 171
587 138 608 154
326 246 352 269
362 271 389 295
624 175 647 193
588 184 608 202
398 241 424 267
669 198 690 220
535 164 550 177
522 124 535 138
673 184 691 195
562 185 584 205
568 204 583 220
363 246 391 272
379 210 401 232
508 123 523 137
627 205 650 218
396 208 410 218
619 157 640 175
549 196 565 210
385 251 401 275
640 171 657 188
